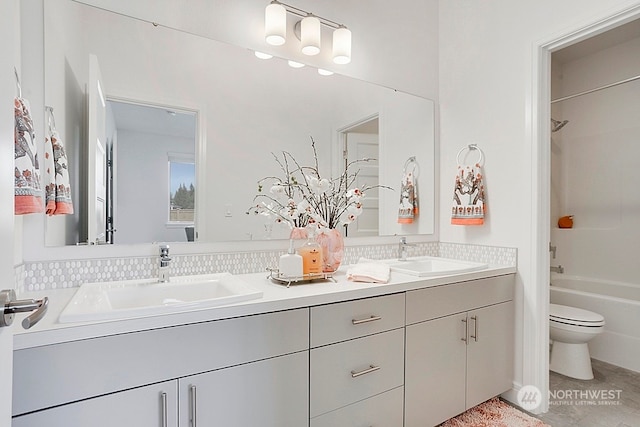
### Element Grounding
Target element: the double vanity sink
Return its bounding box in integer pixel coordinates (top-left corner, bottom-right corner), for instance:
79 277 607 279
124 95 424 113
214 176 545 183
57 256 488 324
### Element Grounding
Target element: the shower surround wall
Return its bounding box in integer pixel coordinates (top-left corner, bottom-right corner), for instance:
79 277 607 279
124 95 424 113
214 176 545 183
550 32 640 287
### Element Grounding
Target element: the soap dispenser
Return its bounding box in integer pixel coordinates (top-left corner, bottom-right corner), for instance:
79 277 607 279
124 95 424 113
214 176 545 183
298 234 323 276
279 239 303 278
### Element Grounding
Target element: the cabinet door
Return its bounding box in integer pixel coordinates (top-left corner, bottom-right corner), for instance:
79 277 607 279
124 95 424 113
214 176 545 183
12 380 178 427
466 301 514 409
405 313 467 427
179 351 308 427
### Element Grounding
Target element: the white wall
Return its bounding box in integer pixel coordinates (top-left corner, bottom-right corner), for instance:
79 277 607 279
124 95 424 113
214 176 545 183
438 0 640 407
551 36 640 285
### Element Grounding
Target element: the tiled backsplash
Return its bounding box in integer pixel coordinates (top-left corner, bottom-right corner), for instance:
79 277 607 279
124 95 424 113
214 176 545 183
16 242 516 293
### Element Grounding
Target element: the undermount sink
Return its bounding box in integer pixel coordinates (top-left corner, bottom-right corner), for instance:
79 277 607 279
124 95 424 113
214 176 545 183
385 256 488 277
58 273 263 323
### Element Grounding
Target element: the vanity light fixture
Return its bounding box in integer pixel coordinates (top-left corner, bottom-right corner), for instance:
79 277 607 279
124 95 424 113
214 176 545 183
264 0 351 64
317 69 334 76
287 60 305 68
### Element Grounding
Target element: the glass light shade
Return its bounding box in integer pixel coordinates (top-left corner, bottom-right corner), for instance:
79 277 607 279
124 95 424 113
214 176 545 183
301 15 321 56
332 26 352 64
287 60 305 68
265 2 286 46
318 69 334 76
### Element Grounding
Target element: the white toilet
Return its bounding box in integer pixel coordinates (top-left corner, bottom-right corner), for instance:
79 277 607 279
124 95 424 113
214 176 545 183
549 303 605 380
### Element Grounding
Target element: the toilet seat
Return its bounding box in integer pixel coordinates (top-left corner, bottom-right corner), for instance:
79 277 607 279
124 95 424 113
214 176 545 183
550 303 605 327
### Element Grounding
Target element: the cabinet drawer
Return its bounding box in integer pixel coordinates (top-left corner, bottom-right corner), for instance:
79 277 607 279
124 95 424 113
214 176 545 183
310 386 404 427
13 308 309 416
311 293 405 347
406 274 514 325
310 328 404 418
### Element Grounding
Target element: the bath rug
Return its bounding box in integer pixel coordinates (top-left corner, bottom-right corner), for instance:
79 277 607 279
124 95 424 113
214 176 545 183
439 398 551 427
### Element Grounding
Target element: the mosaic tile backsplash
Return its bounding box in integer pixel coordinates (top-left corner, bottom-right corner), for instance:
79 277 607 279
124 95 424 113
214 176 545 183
16 242 516 293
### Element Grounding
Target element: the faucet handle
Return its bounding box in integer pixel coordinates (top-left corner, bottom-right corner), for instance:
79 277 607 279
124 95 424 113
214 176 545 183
400 237 407 245
160 244 170 257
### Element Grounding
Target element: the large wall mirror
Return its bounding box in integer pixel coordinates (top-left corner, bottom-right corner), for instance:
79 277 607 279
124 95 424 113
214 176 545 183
40 0 435 247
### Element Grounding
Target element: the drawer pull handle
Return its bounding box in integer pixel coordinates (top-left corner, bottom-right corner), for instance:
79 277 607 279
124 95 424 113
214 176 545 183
351 364 380 378
352 315 382 325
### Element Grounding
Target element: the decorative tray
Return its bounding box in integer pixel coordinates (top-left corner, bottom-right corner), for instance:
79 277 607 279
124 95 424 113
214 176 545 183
266 268 336 287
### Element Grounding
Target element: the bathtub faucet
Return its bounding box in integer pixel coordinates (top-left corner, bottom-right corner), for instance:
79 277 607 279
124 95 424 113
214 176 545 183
550 265 564 274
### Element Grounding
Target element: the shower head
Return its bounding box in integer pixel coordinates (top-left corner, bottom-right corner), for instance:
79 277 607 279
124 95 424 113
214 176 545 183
551 118 569 132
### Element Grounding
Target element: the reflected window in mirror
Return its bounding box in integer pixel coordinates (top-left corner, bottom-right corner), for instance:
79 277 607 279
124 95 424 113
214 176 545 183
168 154 196 224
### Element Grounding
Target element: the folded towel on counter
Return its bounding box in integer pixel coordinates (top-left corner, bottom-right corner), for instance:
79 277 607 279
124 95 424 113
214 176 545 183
346 260 390 284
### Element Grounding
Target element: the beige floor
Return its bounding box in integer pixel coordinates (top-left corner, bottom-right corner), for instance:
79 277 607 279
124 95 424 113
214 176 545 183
535 359 640 427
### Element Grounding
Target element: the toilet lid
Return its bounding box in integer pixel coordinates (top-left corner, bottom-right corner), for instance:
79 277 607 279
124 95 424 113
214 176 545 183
550 304 605 326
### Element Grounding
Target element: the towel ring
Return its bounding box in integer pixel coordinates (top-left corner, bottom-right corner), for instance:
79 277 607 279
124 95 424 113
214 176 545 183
45 106 57 133
403 156 420 178
456 144 484 166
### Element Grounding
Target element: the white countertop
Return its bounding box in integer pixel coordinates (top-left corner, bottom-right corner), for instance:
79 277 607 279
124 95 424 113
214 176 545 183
13 264 515 350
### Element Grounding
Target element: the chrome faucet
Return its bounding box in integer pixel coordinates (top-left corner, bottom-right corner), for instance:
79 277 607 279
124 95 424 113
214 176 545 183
159 244 172 282
398 237 415 261
550 265 564 274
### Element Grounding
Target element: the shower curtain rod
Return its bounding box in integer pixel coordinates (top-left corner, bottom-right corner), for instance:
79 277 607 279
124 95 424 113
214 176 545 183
551 73 640 104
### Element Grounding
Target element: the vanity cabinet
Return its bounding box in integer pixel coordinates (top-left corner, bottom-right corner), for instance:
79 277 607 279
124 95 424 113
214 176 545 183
404 275 514 427
309 293 406 426
13 272 515 427
12 380 179 427
178 351 308 427
12 308 309 426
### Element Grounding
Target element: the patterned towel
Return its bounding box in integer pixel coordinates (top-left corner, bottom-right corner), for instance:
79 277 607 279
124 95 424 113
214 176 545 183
44 129 74 215
398 169 419 224
14 97 43 215
451 162 485 225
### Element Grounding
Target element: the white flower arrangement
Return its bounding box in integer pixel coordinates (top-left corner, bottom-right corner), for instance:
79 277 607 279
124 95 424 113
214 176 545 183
248 137 384 232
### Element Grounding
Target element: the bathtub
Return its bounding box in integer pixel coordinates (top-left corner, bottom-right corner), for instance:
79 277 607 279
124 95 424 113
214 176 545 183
550 274 640 373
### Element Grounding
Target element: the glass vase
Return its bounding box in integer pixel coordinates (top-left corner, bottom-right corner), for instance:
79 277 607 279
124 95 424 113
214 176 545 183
315 228 344 273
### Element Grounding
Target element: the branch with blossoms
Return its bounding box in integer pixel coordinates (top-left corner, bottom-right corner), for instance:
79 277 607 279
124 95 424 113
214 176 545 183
247 136 391 233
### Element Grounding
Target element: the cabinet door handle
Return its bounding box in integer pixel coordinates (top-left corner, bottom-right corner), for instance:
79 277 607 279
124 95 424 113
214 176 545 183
160 392 168 427
190 385 197 427
351 364 380 378
461 318 468 343
470 315 478 342
352 315 382 325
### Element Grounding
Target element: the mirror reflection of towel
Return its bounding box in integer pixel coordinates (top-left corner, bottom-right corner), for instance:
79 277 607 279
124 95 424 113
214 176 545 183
451 163 485 225
14 97 43 215
44 130 74 215
398 171 419 224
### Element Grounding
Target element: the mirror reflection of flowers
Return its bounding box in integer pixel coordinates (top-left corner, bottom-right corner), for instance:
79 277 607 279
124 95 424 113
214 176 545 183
247 137 385 233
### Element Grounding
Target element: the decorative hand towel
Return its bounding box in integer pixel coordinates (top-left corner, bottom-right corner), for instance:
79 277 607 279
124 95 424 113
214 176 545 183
451 145 485 225
14 97 43 215
346 261 390 284
398 157 420 224
44 128 74 215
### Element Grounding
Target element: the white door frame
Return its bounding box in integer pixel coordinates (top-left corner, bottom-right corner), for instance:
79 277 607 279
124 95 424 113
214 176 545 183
528 3 640 413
